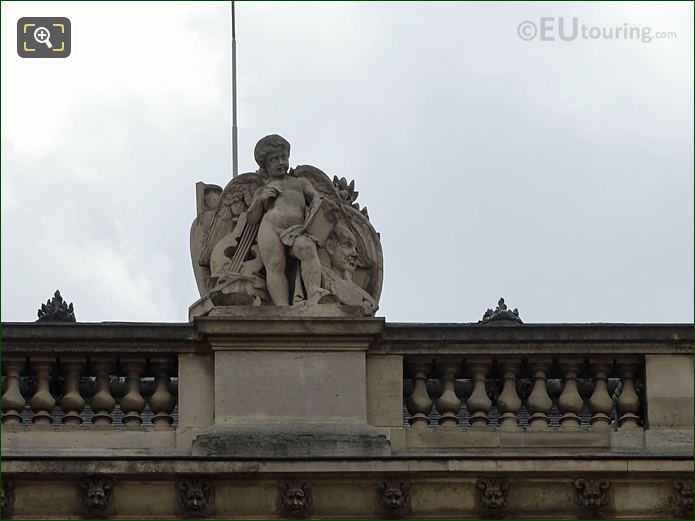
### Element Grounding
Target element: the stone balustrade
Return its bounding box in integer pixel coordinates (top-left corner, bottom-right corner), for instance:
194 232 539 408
403 355 642 433
2 354 178 430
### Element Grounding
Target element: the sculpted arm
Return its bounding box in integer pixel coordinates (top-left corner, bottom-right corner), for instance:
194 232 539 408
302 178 322 217
247 185 278 225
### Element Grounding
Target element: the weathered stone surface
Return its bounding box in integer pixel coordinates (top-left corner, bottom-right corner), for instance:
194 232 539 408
191 135 382 317
192 422 390 458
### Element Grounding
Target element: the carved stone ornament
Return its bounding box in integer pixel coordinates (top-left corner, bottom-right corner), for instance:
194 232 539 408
79 475 113 518
479 298 523 325
190 134 383 318
37 290 76 322
574 478 610 518
670 479 693 519
377 478 411 518
177 477 213 518
278 478 312 518
475 477 509 518
1 477 14 519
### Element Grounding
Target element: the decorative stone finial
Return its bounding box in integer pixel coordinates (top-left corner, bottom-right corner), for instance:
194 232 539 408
478 298 523 325
36 290 76 322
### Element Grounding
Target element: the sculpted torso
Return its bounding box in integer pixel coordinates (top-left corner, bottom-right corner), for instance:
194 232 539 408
262 177 310 231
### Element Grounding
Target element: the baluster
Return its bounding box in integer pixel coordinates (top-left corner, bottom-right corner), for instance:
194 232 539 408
1 357 26 427
526 358 553 431
557 358 584 431
149 358 176 430
616 358 641 431
29 357 56 427
405 359 433 431
59 356 86 427
497 358 522 431
90 358 116 428
435 359 462 429
588 358 614 431
120 358 146 428
466 358 492 430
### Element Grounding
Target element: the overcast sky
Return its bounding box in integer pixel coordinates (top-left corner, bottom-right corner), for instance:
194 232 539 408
2 1 693 324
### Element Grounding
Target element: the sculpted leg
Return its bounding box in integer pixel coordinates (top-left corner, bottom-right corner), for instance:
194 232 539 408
292 235 323 300
258 224 289 305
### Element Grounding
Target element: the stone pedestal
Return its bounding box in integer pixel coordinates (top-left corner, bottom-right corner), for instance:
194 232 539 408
191 316 390 457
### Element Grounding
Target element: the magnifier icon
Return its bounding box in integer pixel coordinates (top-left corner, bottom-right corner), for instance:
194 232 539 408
33 26 53 49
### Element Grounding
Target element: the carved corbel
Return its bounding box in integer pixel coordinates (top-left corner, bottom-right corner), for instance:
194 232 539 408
79 475 113 518
278 478 312 518
574 478 610 518
177 477 213 518
377 478 411 518
475 477 509 518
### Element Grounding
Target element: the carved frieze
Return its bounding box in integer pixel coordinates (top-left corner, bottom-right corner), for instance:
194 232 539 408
476 477 509 518
279 478 312 518
79 475 113 518
574 478 610 518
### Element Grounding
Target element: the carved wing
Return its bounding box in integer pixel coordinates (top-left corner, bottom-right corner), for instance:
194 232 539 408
293 165 342 206
199 172 267 267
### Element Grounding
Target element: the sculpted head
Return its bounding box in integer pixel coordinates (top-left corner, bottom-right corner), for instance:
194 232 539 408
255 134 290 179
279 479 311 518
476 477 509 517
178 478 212 518
326 222 358 277
80 476 113 516
378 478 410 518
574 479 609 514
204 186 222 210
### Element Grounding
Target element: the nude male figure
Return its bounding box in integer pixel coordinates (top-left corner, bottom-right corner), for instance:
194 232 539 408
247 135 324 306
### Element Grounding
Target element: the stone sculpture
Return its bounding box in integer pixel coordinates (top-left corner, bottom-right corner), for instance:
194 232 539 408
377 478 410 518
574 478 610 518
475 477 509 518
278 479 312 518
190 135 382 317
36 290 76 322
177 477 213 518
479 298 522 325
79 475 113 518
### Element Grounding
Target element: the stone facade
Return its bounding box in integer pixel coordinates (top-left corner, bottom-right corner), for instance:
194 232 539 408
1 320 692 518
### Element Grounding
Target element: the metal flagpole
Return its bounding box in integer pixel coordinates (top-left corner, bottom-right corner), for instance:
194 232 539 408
231 0 239 178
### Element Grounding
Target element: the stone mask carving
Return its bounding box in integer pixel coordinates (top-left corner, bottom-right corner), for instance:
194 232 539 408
476 477 509 518
670 479 693 519
1 477 14 519
79 476 113 517
574 478 610 517
279 479 311 518
190 135 382 317
377 478 410 518
177 478 213 518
